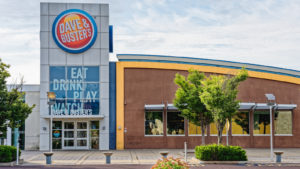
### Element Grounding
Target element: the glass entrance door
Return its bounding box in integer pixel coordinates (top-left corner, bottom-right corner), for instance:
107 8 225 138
63 122 75 149
76 122 88 149
62 121 89 149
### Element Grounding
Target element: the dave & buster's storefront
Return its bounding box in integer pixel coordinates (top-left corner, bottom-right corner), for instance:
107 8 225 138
115 54 300 150
32 2 300 151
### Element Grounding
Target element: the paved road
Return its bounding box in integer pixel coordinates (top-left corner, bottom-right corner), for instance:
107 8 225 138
1 164 300 169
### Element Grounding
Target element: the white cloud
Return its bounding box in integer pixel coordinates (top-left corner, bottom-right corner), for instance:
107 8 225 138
113 0 300 71
0 0 299 84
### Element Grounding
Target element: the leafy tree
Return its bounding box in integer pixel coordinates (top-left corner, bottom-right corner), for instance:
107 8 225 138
174 69 213 145
200 68 248 144
0 59 35 138
0 59 10 137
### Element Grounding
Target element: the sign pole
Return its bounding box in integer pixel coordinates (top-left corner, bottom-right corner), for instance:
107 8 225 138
49 104 53 152
16 141 19 165
270 105 273 161
226 120 229 146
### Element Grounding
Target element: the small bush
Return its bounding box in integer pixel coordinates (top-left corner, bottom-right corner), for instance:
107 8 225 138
0 145 21 162
195 144 247 161
151 156 189 169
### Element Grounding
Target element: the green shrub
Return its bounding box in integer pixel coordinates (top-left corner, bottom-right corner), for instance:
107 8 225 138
151 157 189 169
0 145 21 162
195 144 247 161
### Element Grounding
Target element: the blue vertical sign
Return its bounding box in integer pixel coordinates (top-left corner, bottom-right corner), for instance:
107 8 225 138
109 25 113 53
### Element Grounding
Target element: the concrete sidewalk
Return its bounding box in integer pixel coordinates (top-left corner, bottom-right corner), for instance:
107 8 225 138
20 148 300 166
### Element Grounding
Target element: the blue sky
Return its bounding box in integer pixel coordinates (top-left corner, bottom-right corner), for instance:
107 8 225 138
0 0 299 84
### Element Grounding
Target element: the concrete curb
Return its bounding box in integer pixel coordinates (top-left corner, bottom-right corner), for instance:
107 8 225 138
199 160 247 164
0 159 24 166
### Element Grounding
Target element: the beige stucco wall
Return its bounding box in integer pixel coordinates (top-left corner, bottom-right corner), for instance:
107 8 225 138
25 91 40 150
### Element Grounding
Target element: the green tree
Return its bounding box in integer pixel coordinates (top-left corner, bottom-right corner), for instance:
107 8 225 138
200 68 248 144
0 59 35 137
174 69 213 145
0 59 10 136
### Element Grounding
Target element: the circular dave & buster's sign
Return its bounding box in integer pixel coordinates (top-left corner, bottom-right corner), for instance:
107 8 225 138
52 9 97 53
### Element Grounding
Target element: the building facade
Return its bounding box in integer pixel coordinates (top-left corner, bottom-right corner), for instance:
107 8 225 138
39 2 111 150
115 54 300 149
3 2 300 151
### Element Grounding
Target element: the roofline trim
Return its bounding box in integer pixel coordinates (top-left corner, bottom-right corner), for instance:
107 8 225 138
118 59 300 79
117 54 300 73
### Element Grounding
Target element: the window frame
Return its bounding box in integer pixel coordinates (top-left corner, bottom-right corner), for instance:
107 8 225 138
166 111 185 136
144 110 164 136
253 110 271 136
231 111 250 136
274 110 293 136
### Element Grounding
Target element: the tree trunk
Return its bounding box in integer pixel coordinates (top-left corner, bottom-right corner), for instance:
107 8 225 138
217 130 222 145
201 122 206 145
217 123 224 145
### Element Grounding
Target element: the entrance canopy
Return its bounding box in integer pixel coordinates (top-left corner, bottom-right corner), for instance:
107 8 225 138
41 115 104 119
144 104 165 110
239 103 297 110
144 103 297 111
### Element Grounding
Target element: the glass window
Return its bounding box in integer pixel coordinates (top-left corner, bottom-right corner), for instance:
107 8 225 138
91 130 99 137
90 121 99 129
53 130 62 139
90 121 99 149
254 111 270 135
52 121 62 149
67 66 85 80
49 66 100 116
210 122 226 135
64 131 74 138
64 140 74 147
188 122 206 135
275 111 292 135
53 139 62 149
53 121 62 129
85 83 99 101
50 66 65 81
77 140 87 147
84 100 99 115
68 99 83 115
77 122 87 129
77 131 87 138
64 122 74 129
50 82 66 98
145 111 163 135
232 112 249 135
167 111 185 135
85 67 100 82
67 82 83 99
52 99 67 115
91 138 99 149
